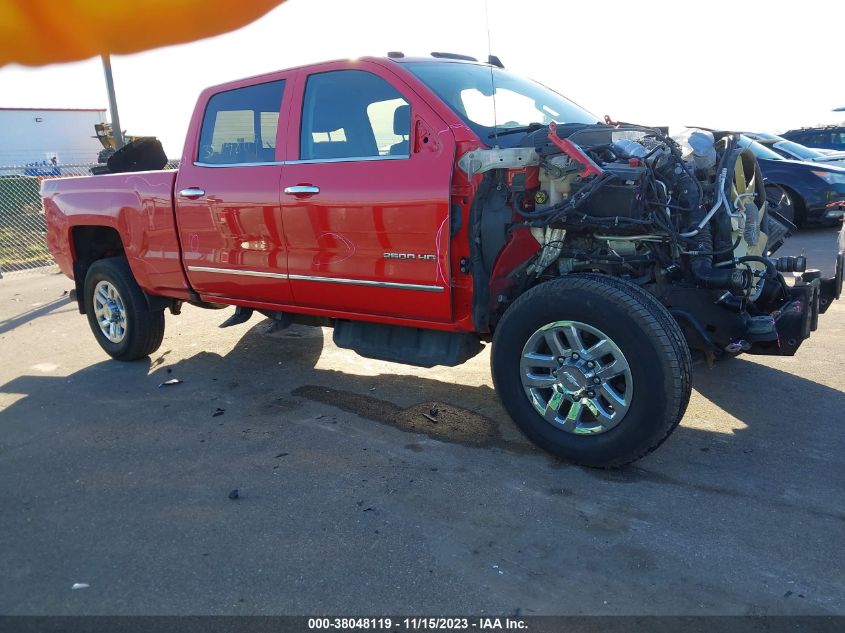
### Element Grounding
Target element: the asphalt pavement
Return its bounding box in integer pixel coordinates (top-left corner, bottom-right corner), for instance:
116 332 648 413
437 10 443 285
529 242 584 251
0 227 843 615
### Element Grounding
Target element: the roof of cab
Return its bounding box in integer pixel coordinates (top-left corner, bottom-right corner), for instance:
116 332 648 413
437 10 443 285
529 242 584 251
203 55 491 94
389 57 490 66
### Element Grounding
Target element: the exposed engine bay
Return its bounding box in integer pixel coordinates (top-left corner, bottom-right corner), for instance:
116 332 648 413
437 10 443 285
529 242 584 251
462 123 845 359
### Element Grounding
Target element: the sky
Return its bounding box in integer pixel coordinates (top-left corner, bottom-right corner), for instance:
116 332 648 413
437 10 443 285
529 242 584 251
1 0 843 158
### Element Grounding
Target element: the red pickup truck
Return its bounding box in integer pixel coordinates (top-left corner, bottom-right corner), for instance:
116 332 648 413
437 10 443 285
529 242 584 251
43 54 843 467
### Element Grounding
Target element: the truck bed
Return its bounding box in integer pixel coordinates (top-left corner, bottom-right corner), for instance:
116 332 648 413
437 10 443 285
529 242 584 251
42 169 190 298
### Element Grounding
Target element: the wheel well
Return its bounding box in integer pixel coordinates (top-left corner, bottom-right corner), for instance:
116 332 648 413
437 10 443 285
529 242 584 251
71 226 125 262
779 185 806 221
70 226 126 313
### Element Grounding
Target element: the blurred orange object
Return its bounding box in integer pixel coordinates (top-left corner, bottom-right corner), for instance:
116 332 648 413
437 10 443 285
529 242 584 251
0 0 286 67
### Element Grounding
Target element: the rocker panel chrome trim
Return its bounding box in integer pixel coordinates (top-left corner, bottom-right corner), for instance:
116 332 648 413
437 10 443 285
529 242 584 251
186 266 443 292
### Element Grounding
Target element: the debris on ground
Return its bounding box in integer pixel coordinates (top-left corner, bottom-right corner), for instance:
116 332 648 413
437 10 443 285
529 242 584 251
274 452 289 458
228 489 239 500
293 386 507 449
157 378 182 388
71 583 89 590
422 405 441 424
212 408 225 417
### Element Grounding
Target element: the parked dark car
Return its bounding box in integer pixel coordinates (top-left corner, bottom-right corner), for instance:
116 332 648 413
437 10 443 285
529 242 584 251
781 125 845 152
738 135 845 226
745 132 845 167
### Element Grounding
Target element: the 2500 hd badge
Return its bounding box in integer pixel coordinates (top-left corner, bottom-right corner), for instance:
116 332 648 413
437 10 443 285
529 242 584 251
384 252 438 261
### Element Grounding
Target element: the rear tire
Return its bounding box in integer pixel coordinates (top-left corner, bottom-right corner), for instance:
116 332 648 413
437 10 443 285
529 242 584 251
491 275 691 468
83 257 165 361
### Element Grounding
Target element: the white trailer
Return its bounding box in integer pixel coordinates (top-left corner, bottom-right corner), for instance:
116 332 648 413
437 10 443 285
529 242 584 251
0 107 107 169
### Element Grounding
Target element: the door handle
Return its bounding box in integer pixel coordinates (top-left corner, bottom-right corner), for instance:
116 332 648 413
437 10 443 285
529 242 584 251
284 185 320 196
178 187 205 199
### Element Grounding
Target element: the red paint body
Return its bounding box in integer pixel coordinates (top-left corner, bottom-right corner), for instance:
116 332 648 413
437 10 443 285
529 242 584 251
42 57 524 333
43 169 191 300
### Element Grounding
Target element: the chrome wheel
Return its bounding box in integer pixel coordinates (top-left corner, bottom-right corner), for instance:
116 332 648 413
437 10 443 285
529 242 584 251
520 320 633 435
92 280 127 343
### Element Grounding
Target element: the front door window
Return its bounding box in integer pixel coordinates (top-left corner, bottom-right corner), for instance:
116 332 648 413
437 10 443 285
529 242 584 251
299 70 410 160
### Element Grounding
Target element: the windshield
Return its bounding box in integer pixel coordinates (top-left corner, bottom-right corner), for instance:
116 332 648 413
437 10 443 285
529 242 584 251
773 140 826 160
738 136 783 160
405 62 599 147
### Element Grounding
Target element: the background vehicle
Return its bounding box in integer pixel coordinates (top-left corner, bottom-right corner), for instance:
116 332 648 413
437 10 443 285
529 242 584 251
745 132 845 166
781 125 845 151
737 135 845 226
41 56 844 468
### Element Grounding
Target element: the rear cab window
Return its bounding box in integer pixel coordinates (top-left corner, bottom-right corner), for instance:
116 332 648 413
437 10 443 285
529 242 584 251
299 70 410 160
198 80 286 165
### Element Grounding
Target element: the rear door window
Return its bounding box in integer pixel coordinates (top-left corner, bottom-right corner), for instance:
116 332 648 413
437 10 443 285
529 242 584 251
198 80 285 165
299 70 410 160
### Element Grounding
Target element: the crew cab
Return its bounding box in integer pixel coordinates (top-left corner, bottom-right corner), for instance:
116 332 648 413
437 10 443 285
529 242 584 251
43 55 844 468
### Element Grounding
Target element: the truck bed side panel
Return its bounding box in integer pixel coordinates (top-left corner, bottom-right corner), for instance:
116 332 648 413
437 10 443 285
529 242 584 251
42 170 190 298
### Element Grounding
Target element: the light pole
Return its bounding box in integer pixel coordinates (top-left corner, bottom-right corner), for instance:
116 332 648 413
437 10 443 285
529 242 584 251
101 54 124 149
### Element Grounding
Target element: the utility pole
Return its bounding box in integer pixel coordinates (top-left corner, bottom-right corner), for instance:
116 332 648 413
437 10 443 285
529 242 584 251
101 54 125 149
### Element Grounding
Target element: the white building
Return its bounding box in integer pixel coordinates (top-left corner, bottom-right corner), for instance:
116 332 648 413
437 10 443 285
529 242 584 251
0 107 107 167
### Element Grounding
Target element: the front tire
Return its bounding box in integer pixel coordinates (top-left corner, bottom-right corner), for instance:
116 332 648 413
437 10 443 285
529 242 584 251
491 275 691 468
766 184 796 225
83 257 165 361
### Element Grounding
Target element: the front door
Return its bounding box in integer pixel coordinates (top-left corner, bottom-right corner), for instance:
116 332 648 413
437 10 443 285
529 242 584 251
175 76 293 304
280 63 455 322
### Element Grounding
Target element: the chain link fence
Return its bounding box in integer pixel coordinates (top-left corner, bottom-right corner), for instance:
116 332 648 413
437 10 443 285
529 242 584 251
0 160 178 278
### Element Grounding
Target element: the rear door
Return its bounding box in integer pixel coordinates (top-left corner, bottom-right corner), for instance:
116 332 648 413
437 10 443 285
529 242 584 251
175 76 293 304
279 62 456 322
